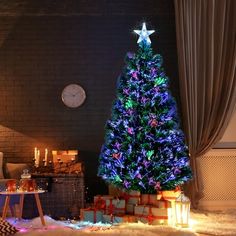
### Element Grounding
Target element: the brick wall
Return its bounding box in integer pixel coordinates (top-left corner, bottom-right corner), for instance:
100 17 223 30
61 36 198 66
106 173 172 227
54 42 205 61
0 0 179 199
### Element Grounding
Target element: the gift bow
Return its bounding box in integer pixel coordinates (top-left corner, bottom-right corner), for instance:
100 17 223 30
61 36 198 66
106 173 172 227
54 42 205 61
94 196 106 210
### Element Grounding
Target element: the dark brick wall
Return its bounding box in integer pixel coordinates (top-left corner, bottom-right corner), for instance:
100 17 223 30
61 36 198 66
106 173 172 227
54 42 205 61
0 0 179 199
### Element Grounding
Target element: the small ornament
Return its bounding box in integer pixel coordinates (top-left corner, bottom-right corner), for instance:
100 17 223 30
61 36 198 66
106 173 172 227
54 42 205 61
127 127 134 135
150 119 158 127
155 77 165 86
134 22 155 45
112 153 120 159
123 88 130 95
132 71 138 79
126 52 134 59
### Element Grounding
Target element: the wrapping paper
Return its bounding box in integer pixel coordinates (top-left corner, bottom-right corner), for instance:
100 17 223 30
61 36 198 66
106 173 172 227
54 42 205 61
158 200 171 208
126 203 135 214
80 208 104 223
140 194 159 206
134 205 171 225
121 190 140 205
105 199 126 215
94 195 113 210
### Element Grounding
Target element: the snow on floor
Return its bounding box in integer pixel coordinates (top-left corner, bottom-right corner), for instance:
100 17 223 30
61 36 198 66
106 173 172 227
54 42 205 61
7 209 236 236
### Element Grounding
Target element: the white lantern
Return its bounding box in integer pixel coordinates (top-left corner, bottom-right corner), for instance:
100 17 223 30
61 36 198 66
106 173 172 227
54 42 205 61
175 192 190 227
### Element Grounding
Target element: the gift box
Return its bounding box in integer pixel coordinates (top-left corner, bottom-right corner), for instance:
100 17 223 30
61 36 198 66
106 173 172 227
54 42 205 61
94 195 114 203
105 199 126 215
103 214 137 224
94 195 113 210
158 200 171 208
80 208 103 223
134 205 171 225
126 203 135 214
140 194 159 206
121 190 140 205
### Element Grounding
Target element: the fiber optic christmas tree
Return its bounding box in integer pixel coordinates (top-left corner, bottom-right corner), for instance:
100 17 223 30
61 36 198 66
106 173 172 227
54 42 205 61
98 23 192 194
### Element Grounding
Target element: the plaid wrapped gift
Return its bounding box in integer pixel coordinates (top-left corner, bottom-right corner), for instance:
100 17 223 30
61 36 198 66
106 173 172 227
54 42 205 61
134 205 171 225
140 194 159 206
103 214 137 224
106 199 126 215
80 208 104 223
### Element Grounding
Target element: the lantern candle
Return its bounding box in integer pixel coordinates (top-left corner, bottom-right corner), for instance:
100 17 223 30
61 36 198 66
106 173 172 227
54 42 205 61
175 192 191 228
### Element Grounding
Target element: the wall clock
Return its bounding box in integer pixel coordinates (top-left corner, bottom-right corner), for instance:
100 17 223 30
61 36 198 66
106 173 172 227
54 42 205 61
61 84 86 108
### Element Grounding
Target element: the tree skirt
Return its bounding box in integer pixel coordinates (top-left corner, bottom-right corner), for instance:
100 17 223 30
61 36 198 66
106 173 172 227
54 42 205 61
7 209 236 236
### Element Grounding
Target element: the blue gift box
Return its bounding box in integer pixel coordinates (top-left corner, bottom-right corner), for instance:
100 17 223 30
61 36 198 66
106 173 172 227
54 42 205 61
80 208 104 223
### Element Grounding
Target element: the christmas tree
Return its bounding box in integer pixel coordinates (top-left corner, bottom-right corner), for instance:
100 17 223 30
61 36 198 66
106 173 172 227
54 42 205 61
98 23 192 194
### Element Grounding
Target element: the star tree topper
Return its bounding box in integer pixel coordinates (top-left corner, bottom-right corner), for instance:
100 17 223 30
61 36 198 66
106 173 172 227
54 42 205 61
134 22 155 45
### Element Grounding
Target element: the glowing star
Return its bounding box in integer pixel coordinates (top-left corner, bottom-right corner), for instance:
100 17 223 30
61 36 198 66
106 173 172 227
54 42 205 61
134 22 155 45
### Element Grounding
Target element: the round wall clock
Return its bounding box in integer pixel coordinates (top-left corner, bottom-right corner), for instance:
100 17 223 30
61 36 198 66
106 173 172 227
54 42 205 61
61 84 86 108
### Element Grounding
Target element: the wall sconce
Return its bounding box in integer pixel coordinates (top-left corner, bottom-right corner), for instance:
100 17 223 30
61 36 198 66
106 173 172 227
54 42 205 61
175 192 190 228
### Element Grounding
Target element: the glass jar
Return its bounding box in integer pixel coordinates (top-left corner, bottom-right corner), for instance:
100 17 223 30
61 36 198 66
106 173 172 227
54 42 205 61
19 169 37 192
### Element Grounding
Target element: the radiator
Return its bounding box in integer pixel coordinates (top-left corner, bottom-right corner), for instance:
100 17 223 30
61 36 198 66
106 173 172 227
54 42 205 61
197 149 236 210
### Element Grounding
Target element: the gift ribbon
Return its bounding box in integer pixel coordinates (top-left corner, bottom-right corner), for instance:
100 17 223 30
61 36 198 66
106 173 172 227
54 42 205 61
107 199 115 214
107 214 114 223
94 195 106 210
135 206 168 224
159 200 169 208
106 199 126 214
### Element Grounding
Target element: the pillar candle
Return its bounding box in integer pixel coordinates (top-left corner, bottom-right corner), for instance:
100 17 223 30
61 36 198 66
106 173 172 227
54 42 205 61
36 150 40 167
44 148 48 166
34 147 37 160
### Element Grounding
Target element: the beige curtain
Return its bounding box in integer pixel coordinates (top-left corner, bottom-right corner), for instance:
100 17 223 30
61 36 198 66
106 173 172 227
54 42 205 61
174 0 236 207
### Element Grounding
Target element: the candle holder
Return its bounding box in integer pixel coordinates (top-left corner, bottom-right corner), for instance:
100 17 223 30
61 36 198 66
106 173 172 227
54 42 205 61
175 192 191 228
6 179 17 192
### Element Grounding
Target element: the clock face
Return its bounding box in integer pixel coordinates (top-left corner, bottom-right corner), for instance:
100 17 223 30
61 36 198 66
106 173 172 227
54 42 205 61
61 84 86 108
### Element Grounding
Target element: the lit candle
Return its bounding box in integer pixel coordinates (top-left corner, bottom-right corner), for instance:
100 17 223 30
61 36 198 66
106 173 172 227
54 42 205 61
34 147 37 160
44 148 48 166
36 150 40 167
